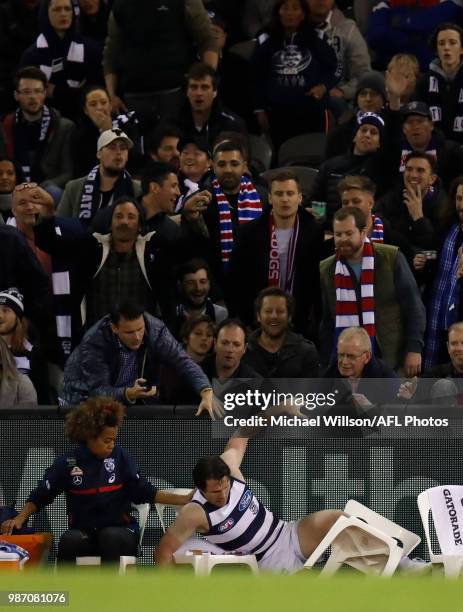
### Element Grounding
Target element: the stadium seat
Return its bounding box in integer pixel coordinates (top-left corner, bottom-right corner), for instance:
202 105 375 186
261 166 318 198
417 485 463 578
249 134 273 173
75 503 150 575
277 133 327 168
155 490 259 575
304 500 420 577
155 488 193 533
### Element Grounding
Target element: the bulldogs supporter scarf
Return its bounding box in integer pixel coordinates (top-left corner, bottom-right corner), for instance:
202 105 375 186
78 165 134 226
335 238 375 346
268 212 300 293
11 107 51 182
213 176 262 268
424 224 462 369
370 214 384 243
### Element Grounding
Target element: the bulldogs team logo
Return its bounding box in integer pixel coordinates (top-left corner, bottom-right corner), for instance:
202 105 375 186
70 466 83 476
239 490 252 512
104 459 115 473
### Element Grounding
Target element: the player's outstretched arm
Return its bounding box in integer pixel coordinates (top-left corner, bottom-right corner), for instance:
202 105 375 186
220 436 248 480
155 503 207 567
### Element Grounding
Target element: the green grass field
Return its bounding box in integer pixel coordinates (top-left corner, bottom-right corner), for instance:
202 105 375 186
0 569 462 612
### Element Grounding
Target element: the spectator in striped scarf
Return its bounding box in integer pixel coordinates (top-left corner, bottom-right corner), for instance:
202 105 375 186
322 175 414 262
320 206 426 376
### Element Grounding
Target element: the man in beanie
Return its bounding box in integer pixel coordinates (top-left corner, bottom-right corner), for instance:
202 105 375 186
325 71 386 158
310 111 397 221
56 128 141 225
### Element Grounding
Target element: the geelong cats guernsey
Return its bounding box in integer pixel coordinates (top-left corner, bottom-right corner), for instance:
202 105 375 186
191 477 284 560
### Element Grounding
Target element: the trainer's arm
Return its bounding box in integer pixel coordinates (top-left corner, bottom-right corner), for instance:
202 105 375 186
154 490 193 506
155 504 206 567
1 502 37 535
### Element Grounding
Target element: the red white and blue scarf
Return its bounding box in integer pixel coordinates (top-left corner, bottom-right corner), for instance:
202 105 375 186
370 214 384 243
213 175 262 268
268 212 300 293
335 238 375 343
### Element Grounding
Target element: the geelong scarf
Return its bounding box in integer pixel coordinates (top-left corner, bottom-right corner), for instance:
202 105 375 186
12 106 51 182
34 33 86 90
334 238 375 344
78 165 135 226
213 176 262 268
370 214 384 243
7 218 72 364
268 212 300 293
424 224 462 369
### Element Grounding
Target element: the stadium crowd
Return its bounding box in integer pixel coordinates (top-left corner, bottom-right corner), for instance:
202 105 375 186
0 0 463 411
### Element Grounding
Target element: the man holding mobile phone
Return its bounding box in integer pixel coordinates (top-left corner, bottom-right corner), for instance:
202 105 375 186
62 300 222 419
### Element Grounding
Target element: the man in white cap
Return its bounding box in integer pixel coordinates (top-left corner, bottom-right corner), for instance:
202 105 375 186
56 128 141 226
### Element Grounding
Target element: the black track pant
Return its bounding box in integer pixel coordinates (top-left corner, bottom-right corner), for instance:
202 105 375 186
57 527 138 564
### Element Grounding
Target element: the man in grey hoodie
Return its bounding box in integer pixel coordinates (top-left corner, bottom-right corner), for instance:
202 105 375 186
307 0 371 112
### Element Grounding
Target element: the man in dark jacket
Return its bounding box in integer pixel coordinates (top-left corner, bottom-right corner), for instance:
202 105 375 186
33 195 175 344
62 302 215 416
2 66 74 193
376 151 447 252
243 287 319 378
0 224 51 330
309 112 397 221
324 326 400 405
388 100 463 190
228 169 322 338
182 139 267 294
201 318 259 380
103 0 218 125
174 63 247 150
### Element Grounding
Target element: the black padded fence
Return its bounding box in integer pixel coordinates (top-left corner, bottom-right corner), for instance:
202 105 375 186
0 406 461 563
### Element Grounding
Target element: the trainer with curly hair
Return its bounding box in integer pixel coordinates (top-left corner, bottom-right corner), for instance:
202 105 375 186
0 397 192 563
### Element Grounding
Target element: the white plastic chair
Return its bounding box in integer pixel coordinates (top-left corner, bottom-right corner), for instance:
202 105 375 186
75 502 150 574
304 500 420 577
155 488 193 534
418 485 463 578
173 550 259 576
155 489 259 575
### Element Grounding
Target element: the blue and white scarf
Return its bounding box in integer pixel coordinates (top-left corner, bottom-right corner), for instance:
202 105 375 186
424 224 462 369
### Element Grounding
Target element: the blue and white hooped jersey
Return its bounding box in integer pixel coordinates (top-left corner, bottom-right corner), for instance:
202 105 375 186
192 478 284 560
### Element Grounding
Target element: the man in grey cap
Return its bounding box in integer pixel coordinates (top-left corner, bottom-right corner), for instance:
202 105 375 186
57 128 141 226
383 89 463 189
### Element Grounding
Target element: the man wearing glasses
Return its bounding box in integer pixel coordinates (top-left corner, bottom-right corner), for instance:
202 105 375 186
323 326 400 410
2 66 74 200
